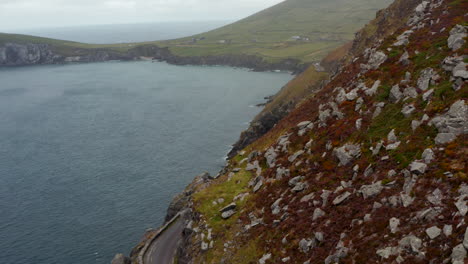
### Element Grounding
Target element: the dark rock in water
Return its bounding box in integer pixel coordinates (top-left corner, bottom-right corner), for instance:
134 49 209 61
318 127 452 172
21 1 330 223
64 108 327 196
111 254 130 264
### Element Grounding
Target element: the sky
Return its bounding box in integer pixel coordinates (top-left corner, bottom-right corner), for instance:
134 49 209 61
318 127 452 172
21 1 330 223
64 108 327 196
0 0 284 31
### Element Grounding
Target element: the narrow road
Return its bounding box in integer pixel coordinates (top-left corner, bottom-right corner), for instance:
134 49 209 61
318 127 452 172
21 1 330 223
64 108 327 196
144 218 185 264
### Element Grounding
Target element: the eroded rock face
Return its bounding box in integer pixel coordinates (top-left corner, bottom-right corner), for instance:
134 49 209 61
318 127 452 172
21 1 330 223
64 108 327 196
0 43 60 65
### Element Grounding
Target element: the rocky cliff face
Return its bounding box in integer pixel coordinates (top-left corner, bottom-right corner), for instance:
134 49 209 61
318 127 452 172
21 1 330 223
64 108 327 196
0 42 139 66
0 41 309 73
0 43 61 65
166 0 468 263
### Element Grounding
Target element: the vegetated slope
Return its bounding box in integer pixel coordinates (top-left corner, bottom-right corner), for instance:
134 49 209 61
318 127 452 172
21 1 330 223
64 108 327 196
227 0 423 159
173 0 468 263
158 0 393 63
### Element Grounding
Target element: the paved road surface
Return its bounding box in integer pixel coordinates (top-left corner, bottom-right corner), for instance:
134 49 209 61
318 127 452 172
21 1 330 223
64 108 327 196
144 218 185 264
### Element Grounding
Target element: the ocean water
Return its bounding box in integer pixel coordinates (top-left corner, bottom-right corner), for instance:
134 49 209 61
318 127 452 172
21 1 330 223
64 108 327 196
0 61 292 264
11 21 231 44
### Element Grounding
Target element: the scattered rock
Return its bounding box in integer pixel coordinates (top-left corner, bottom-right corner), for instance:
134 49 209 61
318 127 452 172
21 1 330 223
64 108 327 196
321 190 331 207
220 203 236 213
430 100 467 144
372 142 383 156
299 238 315 253
324 246 349 264
221 210 236 219
422 148 435 163
259 253 272 264
403 87 418 98
356 118 362 130
288 150 304 162
333 192 352 205
402 104 417 117
288 176 304 187
201 241 209 251
426 226 441 239
435 133 457 145
276 167 290 180
387 129 398 143
297 121 314 136
362 50 388 71
400 193 415 207
409 161 427 175
386 141 401 150
451 244 467 264
389 217 400 233
365 80 380 96
292 182 308 193
442 225 453 237
417 68 434 91
264 147 278 168
398 235 422 253
389 85 403 102
427 188 443 205
464 227 468 249
313 208 326 221
253 179 263 193
300 192 315 203
319 108 331 124
453 62 468 79
377 247 397 259
423 89 434 101
399 50 410 65
448 24 467 51
360 181 383 199
393 30 413 46
334 143 361 166
271 198 282 215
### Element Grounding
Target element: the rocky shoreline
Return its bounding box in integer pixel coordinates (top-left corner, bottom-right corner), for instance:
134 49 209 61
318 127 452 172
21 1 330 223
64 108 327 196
0 42 309 73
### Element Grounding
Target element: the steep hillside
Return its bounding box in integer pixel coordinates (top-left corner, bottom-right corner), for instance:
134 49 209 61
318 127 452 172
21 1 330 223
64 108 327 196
227 0 422 158
159 0 467 263
158 0 392 63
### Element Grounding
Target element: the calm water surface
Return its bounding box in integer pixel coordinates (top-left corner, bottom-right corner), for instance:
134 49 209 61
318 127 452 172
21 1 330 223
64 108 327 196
0 61 292 264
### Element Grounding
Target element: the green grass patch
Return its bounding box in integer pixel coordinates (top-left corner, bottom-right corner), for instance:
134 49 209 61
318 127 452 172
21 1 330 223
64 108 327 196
193 169 253 234
376 84 392 101
367 103 411 141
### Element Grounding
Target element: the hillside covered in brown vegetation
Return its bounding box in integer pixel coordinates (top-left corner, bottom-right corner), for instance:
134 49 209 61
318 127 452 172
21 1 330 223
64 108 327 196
154 0 468 263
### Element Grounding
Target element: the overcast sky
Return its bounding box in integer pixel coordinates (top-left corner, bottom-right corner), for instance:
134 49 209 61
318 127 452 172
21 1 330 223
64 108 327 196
0 0 284 31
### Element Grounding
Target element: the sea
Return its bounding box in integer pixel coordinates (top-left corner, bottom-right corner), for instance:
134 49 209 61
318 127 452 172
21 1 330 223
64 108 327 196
0 23 293 264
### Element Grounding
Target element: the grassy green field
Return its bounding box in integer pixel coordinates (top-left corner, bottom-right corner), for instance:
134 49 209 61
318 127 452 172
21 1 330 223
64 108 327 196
1 0 392 63
156 0 393 62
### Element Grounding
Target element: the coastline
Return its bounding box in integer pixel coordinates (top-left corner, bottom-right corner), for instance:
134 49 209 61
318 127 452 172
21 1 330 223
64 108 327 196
0 42 310 74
